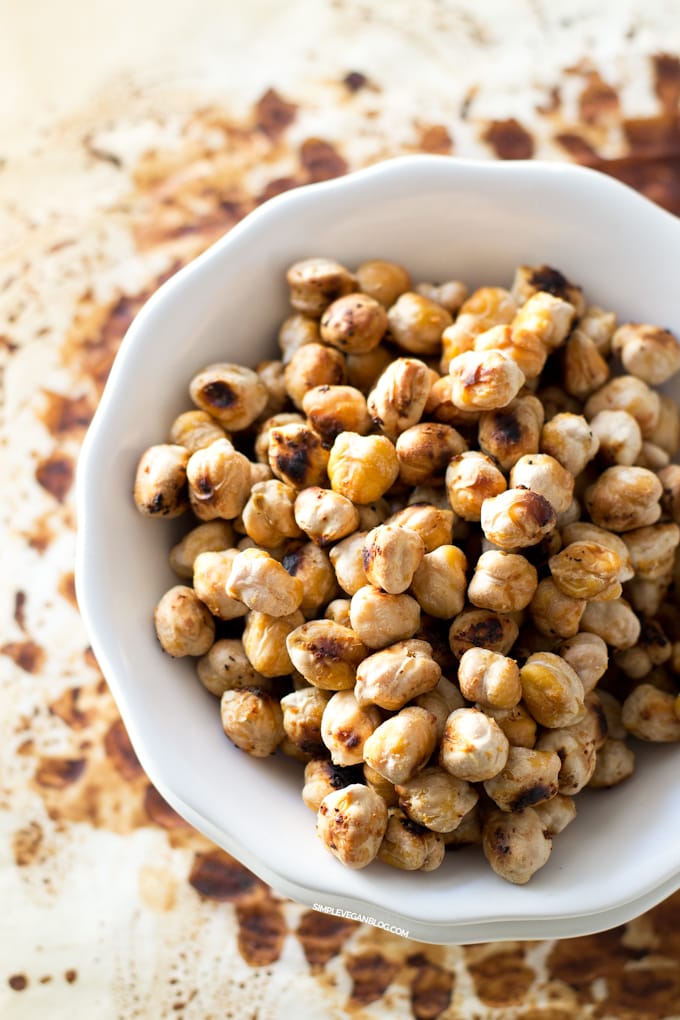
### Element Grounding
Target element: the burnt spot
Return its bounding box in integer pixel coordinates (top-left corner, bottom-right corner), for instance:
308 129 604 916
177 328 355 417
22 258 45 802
460 361 489 388
489 409 522 446
49 687 89 730
298 736 325 754
467 949 535 1007
104 718 144 781
482 118 534 160
347 951 399 1006
35 452 74 503
489 826 511 855
201 380 237 409
235 897 287 966
8 975 28 992
254 88 297 139
579 71 620 124
328 763 362 788
57 571 78 609
35 757 86 789
148 491 166 514
527 265 572 301
274 443 311 486
2 640 45 674
282 546 304 576
193 473 214 497
188 850 265 902
639 619 670 650
466 616 504 648
400 814 429 836
343 70 368 92
337 728 360 750
512 783 556 811
523 490 557 528
295 909 357 967
300 137 348 183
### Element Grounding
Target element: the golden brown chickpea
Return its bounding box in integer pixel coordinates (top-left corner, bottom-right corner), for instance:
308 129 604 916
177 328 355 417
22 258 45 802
512 289 575 351
241 480 302 548
441 803 483 848
189 363 268 431
589 738 635 788
170 520 234 578
448 607 519 659
293 486 359 546
387 504 455 551
540 413 599 477
317 783 389 869
584 466 662 532
612 323 680 385
410 545 468 618
440 286 516 372
579 305 617 354
356 259 411 307
220 687 284 757
355 498 391 531
345 344 394 394
387 291 453 356
563 331 609 398
535 728 596 795
396 767 478 833
416 279 468 314
448 349 525 411
533 793 577 836
396 422 467 486
320 293 388 354
555 633 609 693
520 652 585 728
268 422 330 489
327 432 399 503
355 639 441 710
349 584 421 649
330 530 368 595
581 598 641 650
286 619 366 690
425 374 482 427
363 523 425 594
589 409 642 466
482 807 552 885
284 342 346 410
445 451 507 521
458 648 522 709
363 762 399 806
377 808 445 872
622 684 680 741
226 547 304 617
440 707 509 782
254 412 305 464
549 541 622 602
242 609 305 677
647 394 680 457
509 453 574 516
197 638 265 697
561 522 634 582
467 550 538 613
484 703 537 749
324 597 352 627
636 441 670 471
622 523 680 580
193 549 247 621
277 312 320 364
286 257 356 316
187 438 251 521
320 691 382 765
280 687 332 755
367 357 432 438
481 488 557 550
154 585 215 657
483 746 561 812
169 410 228 453
475 322 547 380
281 542 337 616
530 578 585 639
302 759 362 812
134 444 190 518
364 707 438 785
302 385 371 446
511 264 584 316
478 396 543 471
584 375 661 438
255 359 288 418
248 461 273 486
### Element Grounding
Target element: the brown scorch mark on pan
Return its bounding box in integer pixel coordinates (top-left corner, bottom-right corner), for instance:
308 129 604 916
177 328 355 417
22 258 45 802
343 71 369 92
1 640 45 673
346 951 399 1005
12 822 44 867
578 71 620 123
467 948 535 1006
143 784 192 829
300 138 348 182
104 718 144 781
188 850 265 902
49 687 90 730
410 960 454 1019
35 453 74 503
652 53 680 114
417 125 453 154
295 910 358 967
58 572 78 609
482 118 534 159
39 390 95 436
235 897 287 966
13 591 27 631
35 757 86 789
254 88 298 139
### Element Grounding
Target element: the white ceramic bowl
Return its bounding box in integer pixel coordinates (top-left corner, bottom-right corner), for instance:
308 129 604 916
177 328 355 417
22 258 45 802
77 155 680 944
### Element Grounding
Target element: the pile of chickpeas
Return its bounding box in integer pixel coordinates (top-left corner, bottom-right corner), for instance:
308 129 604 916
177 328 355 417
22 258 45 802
134 256 680 884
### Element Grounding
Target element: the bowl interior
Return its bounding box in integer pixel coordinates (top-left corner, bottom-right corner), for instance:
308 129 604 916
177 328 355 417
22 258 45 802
78 157 680 934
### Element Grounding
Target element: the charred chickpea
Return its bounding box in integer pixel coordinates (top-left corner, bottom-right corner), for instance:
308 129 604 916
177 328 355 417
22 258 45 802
584 466 662 532
484 703 537 749
302 759 362 812
613 617 672 679
193 549 247 620
457 648 522 709
286 257 355 316
440 707 510 782
186 438 251 521
589 739 635 788
349 585 421 649
416 279 468 314
345 344 393 394
354 639 441 710
475 322 547 380
478 396 543 471
278 312 320 364
410 544 468 618
154 585 215 657
284 342 346 410
509 453 574 516
364 706 438 785
561 522 634 582
589 410 642 466
440 286 516 372
324 597 352 627
483 807 552 885
387 291 452 356
612 323 680 385
330 531 369 595
387 503 455 551
445 451 506 521
241 480 302 548
268 423 330 489
220 687 284 757
396 422 467 486
197 638 264 697
189 363 268 431
134 444 190 518
448 349 525 411
302 385 371 446
356 259 411 307
169 410 228 453
377 809 445 872
395 767 478 833
293 486 359 546
467 550 538 613
286 619 367 690
540 413 599 477
563 331 609 398
169 520 234 578
530 578 585 639
281 542 337 616
242 609 305 677
363 523 425 594
320 292 388 354
481 488 557 550
483 746 561 812
227 547 304 617
367 357 432 438
622 523 680 580
519 652 585 728
317 784 389 869
549 541 622 602
280 687 331 755
327 432 399 503
555 633 609 693
511 264 584 317
320 690 382 764
622 684 680 741
584 375 661 439
254 412 305 464
448 608 519 659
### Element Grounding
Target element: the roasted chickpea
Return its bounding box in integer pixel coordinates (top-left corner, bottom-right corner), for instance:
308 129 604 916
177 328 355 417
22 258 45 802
330 531 369 595
154 585 215 657
302 759 362 812
319 292 387 354
475 322 547 381
614 617 672 678
284 343 346 410
416 279 468 314
197 638 264 697
440 286 516 372
538 386 581 421
286 619 366 690
134 444 190 518
254 412 305 464
535 728 596 795
226 547 303 617
612 323 680 385
319 689 381 765
483 746 561 812
377 808 445 872
242 609 305 677
530 578 585 639
410 545 468 618
441 803 483 847
509 454 574 516
293 486 359 546
458 648 522 709
282 541 337 616
512 289 575 351
549 541 622 602
241 480 302 548
440 707 509 782
286 257 355 316
511 264 584 317
448 349 525 411
189 363 268 432
317 783 388 869
588 409 641 467
387 292 452 356
589 738 635 788
413 688 459 741
555 633 609 693
622 684 680 741
637 441 670 470
327 432 399 503
268 422 330 489
280 687 331 754
448 608 519 659
355 639 441 710
356 259 411 307
302 385 371 446
425 374 482 427
170 520 234 578
187 438 251 521
324 597 352 627
363 762 399 807
445 451 506 521
484 703 537 749
363 523 425 594
367 357 432 438
248 461 273 486
395 767 478 833
387 503 455 551
349 584 421 649
533 794 577 835
584 375 661 438
648 394 680 457
345 345 394 394
396 422 467 486
255 359 288 418
478 395 543 471
278 313 320 364
467 550 537 613
561 521 634 582
364 707 438 785
622 523 680 580
584 466 662 532
581 598 641 650
520 652 585 728
169 410 228 453
579 305 617 355
193 549 247 620
540 413 599 477
597 690 626 740
563 331 609 398
220 687 284 757
356 498 391 531
481 488 557 550
482 807 552 885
